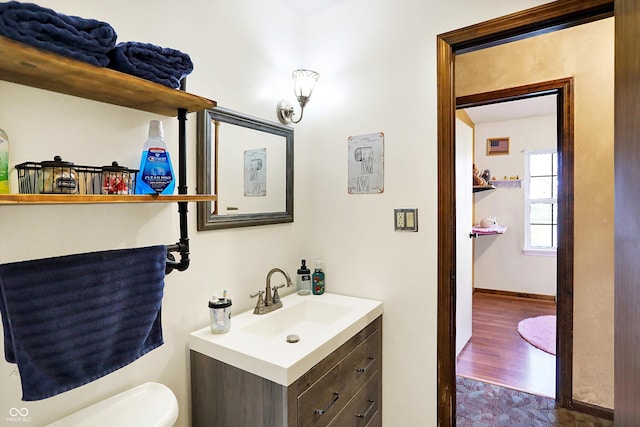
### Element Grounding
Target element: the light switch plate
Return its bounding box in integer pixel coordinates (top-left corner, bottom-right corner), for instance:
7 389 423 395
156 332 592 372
394 208 418 231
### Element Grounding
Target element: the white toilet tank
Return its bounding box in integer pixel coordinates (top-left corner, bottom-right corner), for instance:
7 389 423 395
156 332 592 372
46 382 178 427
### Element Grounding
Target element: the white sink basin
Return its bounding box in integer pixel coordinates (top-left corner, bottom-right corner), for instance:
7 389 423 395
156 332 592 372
239 299 353 338
189 292 383 386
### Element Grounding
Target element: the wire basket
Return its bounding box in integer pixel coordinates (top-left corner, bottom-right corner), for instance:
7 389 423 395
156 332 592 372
16 157 138 195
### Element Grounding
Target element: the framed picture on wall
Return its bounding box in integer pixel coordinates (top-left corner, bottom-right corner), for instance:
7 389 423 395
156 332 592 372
348 132 384 194
487 137 510 155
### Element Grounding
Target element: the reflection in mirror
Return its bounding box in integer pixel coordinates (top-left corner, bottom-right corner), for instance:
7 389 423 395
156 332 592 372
196 107 293 230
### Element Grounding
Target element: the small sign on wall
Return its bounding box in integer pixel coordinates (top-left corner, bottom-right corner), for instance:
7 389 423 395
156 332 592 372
487 137 510 155
348 132 384 194
244 148 266 196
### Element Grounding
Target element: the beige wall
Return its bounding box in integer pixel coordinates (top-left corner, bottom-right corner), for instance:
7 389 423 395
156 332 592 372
456 17 615 408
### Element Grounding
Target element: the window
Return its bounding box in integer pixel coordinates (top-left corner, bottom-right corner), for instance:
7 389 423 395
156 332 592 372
524 150 557 255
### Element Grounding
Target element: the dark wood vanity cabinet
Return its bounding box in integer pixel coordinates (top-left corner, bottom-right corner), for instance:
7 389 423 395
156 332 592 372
190 316 382 427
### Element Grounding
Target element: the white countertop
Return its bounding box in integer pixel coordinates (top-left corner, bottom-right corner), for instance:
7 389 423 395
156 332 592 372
189 292 383 386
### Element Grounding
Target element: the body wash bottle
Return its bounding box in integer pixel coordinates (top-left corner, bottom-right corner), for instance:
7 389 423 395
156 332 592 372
312 260 325 295
135 120 175 195
296 259 311 295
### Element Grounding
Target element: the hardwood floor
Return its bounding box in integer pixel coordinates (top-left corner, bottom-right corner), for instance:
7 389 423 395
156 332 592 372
456 292 557 398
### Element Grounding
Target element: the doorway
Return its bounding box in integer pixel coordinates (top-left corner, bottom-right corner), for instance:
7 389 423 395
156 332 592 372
435 2 614 426
455 89 566 399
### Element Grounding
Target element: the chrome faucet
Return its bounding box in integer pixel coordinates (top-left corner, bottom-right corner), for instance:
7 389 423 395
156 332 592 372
251 267 294 315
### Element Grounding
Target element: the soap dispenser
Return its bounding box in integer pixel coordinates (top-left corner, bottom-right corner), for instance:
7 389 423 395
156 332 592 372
312 260 325 295
296 259 311 295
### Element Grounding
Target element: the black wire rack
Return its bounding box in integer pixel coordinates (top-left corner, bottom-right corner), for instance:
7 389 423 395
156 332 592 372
15 160 138 195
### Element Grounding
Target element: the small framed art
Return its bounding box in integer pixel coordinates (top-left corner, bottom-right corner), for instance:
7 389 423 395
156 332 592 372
487 137 510 155
348 132 384 194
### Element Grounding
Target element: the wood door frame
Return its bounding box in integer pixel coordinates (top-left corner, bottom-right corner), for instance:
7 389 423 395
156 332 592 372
614 2 640 424
436 1 614 425
457 76 574 397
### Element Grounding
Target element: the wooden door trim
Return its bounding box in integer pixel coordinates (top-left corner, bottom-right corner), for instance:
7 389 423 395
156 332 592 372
614 1 640 424
439 0 614 54
436 1 613 426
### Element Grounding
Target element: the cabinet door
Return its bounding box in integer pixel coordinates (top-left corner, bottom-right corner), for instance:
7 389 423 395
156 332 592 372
190 351 287 427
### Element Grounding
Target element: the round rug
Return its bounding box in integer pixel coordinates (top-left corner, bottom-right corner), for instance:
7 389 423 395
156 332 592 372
517 315 556 355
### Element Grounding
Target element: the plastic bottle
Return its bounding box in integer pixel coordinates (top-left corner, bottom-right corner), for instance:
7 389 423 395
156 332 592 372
208 293 232 334
296 259 311 295
312 260 325 295
135 120 175 194
0 128 9 194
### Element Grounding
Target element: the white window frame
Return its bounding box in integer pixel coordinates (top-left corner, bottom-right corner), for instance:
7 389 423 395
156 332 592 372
523 149 558 256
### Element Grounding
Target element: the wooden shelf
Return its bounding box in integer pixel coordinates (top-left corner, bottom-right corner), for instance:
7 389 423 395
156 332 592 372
0 36 216 116
0 194 217 205
0 36 219 208
0 35 216 271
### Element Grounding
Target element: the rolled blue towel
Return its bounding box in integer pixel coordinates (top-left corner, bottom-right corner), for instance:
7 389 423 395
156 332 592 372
0 1 117 66
109 41 194 89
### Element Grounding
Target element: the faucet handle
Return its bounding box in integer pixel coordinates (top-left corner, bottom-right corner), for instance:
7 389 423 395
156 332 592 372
272 284 285 304
251 290 266 314
250 290 265 298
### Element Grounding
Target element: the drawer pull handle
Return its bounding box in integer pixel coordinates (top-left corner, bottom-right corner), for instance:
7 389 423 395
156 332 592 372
314 392 339 415
356 399 376 419
357 356 375 373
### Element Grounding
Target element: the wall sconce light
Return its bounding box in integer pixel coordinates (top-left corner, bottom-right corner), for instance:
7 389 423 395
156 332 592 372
277 69 320 125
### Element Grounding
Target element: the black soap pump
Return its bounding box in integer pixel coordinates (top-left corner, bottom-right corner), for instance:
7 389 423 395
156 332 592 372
296 259 311 295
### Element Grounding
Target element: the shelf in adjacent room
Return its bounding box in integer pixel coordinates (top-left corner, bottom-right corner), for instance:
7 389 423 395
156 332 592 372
473 185 495 193
469 225 507 238
0 194 218 205
489 180 522 189
0 35 216 116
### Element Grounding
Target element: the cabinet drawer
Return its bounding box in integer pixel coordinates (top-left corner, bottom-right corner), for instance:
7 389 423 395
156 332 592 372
365 408 382 427
297 328 381 427
328 372 380 427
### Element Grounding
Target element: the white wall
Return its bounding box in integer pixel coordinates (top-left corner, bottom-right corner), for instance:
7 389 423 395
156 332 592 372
473 115 557 296
298 1 552 424
0 1 305 426
0 1 555 426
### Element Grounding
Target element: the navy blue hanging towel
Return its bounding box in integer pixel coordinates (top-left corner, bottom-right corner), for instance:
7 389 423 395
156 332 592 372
0 245 166 401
